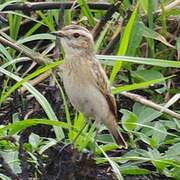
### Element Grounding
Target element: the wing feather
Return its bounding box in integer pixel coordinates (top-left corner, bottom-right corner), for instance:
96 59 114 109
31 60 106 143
89 59 117 117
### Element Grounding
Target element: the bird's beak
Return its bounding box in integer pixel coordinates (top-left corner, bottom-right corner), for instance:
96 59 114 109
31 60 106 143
50 31 65 37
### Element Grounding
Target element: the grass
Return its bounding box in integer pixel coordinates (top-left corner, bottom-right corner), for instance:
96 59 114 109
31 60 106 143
0 0 179 179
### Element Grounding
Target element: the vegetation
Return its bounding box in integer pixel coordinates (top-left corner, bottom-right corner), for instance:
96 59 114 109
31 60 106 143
0 0 179 179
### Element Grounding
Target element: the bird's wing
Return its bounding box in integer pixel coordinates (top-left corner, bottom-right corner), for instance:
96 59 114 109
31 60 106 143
89 59 117 117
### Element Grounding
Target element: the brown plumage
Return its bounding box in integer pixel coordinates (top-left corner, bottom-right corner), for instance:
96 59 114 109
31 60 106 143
52 25 128 149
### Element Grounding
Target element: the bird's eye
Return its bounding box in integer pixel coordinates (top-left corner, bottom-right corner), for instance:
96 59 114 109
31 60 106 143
73 33 80 38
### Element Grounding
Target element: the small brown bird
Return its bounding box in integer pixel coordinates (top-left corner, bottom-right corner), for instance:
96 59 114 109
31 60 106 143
52 25 127 149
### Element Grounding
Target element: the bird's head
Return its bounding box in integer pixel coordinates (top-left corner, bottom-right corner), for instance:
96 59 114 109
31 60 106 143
51 25 94 56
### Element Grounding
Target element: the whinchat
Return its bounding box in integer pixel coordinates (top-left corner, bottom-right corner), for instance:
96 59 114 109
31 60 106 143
52 25 127 149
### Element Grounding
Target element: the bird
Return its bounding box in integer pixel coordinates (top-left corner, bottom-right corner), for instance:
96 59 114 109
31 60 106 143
51 25 128 149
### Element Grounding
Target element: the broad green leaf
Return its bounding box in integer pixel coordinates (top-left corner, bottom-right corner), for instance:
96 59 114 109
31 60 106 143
133 103 161 126
164 142 180 158
152 122 167 147
126 21 144 56
29 133 41 150
0 151 21 173
171 167 180 179
96 149 180 169
119 165 150 175
121 109 138 131
142 23 175 48
133 123 177 137
132 69 164 81
147 149 167 171
95 143 118 155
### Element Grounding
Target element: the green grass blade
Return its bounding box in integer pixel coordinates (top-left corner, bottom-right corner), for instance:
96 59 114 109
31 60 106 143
97 55 180 68
54 75 72 130
0 44 13 61
17 33 55 44
98 146 124 180
1 11 46 26
112 76 173 94
0 0 23 11
0 119 69 136
77 0 96 26
37 11 55 31
24 23 43 37
110 2 139 83
147 0 155 57
95 22 110 52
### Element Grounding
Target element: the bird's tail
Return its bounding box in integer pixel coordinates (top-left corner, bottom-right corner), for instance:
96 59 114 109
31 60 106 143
111 128 128 149
103 115 128 149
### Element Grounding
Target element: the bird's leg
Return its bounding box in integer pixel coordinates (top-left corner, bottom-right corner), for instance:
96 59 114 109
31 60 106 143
93 121 100 154
93 129 98 154
58 121 87 155
58 115 87 154
72 122 87 144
